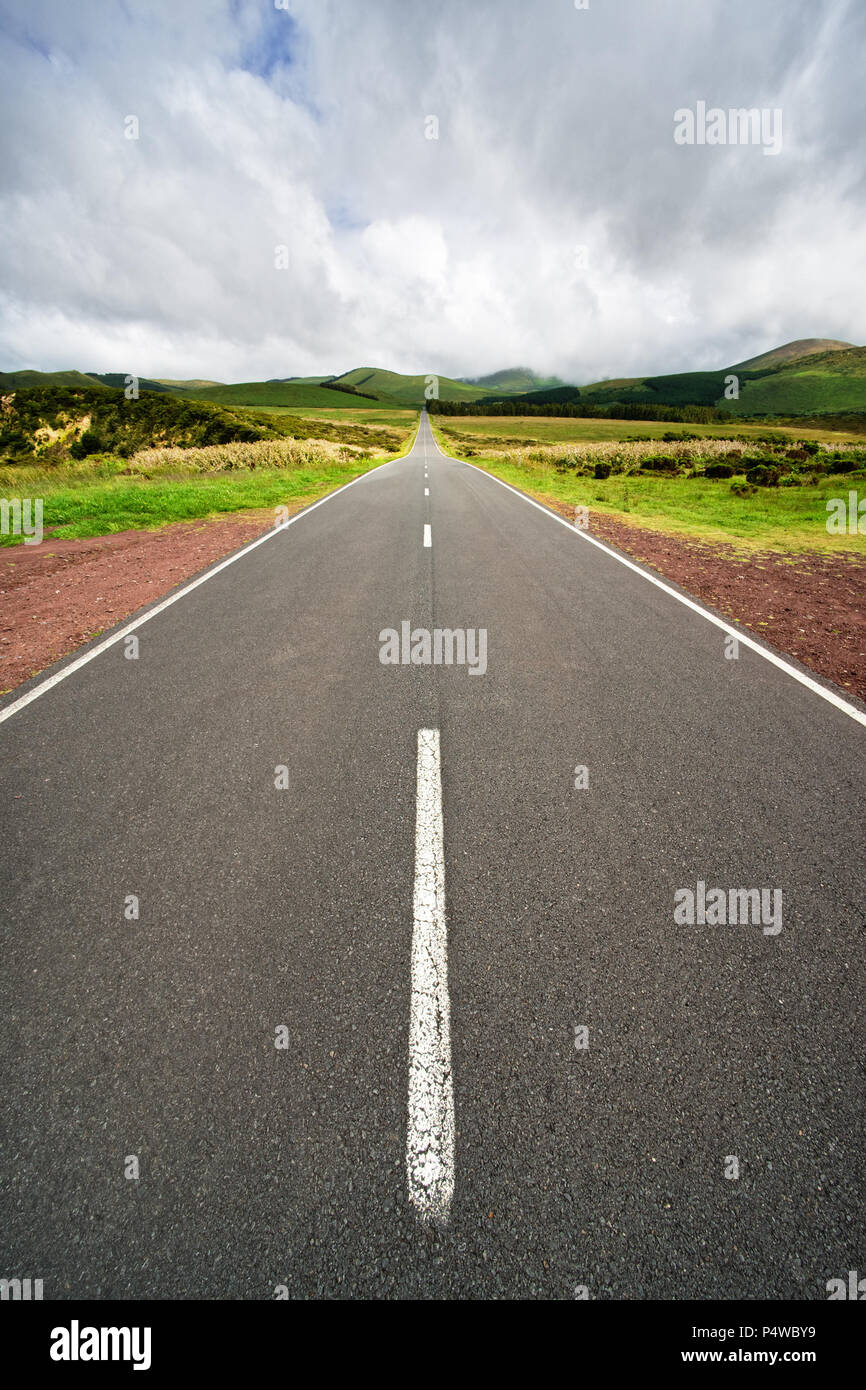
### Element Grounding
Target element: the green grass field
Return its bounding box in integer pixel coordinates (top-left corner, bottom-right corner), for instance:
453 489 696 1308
1 464 384 542
430 419 866 553
435 415 865 446
250 405 418 433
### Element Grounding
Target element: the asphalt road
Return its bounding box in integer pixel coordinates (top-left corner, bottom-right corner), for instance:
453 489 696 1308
1 410 864 1300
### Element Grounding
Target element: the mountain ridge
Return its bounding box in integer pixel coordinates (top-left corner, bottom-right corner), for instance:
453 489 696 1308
2 338 863 415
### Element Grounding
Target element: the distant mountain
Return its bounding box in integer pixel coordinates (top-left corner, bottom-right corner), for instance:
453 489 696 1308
4 342 863 416
458 367 565 394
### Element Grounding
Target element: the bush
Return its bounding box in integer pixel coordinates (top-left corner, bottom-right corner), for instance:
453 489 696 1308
641 455 680 472
594 462 612 479
827 456 858 473
704 462 736 479
70 430 104 458
745 464 781 487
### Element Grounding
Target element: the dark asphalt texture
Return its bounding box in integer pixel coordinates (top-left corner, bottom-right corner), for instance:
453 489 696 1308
1 411 863 1299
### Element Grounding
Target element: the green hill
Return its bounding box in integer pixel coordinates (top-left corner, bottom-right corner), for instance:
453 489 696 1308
0 369 109 390
1 370 201 395
329 367 492 405
164 379 373 410
731 338 855 371
5 343 864 419
720 346 866 416
87 373 174 394
486 384 583 407
152 377 225 389
579 342 866 417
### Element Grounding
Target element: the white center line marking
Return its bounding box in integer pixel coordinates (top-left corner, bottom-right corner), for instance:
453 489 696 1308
407 728 454 1225
423 523 432 547
424 487 429 496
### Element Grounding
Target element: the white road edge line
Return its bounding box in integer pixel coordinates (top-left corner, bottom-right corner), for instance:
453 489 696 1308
423 523 432 547
426 425 866 730
0 445 410 728
407 727 454 1225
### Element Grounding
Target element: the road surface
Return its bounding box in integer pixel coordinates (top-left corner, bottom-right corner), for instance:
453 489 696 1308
1 410 863 1299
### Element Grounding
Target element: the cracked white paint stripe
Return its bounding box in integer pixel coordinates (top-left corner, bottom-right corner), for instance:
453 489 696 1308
407 727 454 1223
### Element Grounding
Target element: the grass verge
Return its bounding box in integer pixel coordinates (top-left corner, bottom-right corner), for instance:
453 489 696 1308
430 421 866 554
0 422 420 545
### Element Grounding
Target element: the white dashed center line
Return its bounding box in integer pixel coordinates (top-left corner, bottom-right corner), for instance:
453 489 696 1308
423 524 432 547
424 487 429 496
406 728 454 1224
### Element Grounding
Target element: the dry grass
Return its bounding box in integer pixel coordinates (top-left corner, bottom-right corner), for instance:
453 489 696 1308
127 436 365 475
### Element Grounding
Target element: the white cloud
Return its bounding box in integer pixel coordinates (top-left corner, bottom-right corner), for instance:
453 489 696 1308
0 0 863 383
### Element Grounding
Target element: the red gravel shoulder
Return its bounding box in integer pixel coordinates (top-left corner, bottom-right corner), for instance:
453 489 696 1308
0 512 277 694
543 498 866 703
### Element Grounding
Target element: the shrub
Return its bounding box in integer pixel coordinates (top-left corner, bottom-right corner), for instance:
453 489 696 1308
640 455 680 472
594 462 612 479
704 462 736 479
745 464 781 487
70 430 104 458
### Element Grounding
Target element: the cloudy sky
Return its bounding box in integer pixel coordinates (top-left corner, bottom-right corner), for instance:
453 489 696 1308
0 0 863 384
